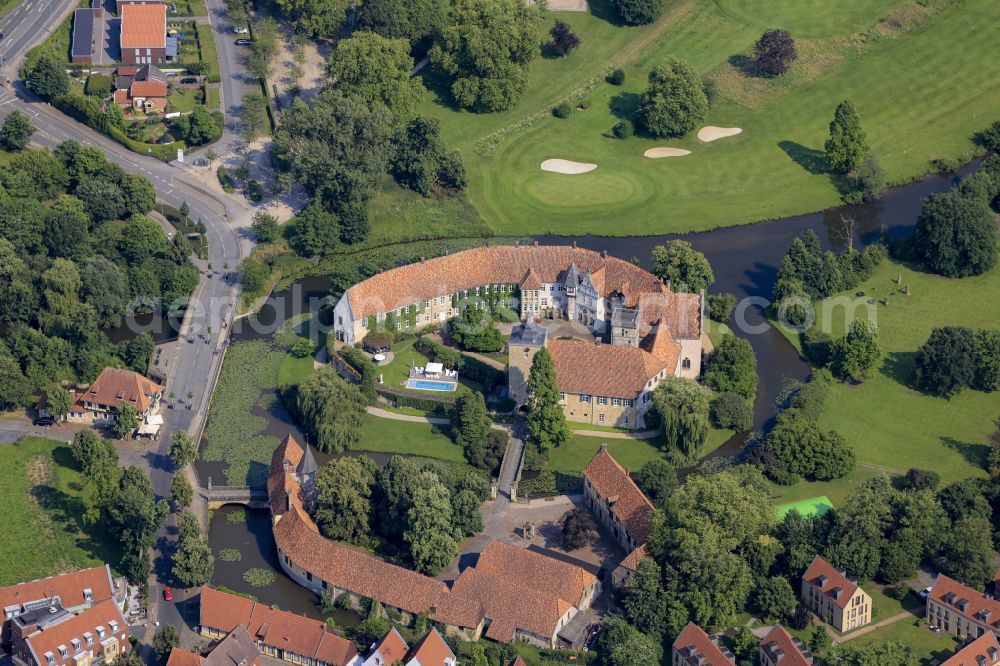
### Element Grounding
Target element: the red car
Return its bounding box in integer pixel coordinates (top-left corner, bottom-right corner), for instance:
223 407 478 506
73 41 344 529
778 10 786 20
163 587 173 601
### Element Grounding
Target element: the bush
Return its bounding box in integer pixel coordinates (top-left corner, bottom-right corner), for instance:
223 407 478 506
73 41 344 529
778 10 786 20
900 468 941 491
753 29 797 77
247 179 264 202
84 74 113 97
375 386 453 416
607 68 626 86
187 61 209 75
612 0 662 25
217 166 236 193
612 121 633 140
553 103 572 119
710 392 753 431
548 20 580 57
706 293 736 323
801 329 833 367
703 336 757 400
337 346 378 404
518 470 557 497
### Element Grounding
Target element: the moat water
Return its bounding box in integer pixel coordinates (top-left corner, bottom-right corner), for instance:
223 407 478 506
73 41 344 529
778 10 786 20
203 162 977 617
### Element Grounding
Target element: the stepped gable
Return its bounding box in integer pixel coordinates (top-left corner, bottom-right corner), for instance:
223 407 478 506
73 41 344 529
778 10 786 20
583 448 655 544
473 541 595 608
345 245 670 318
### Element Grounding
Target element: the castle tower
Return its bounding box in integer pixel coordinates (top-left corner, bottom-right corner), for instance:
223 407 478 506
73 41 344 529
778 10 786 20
507 318 548 405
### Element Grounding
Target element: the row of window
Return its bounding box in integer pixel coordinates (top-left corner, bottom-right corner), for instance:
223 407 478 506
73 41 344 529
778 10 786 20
559 393 634 407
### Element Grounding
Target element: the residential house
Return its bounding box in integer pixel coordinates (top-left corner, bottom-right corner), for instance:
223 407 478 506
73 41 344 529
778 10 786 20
0 566 122 651
508 659 527 666
581 444 654 588
758 626 813 666
113 64 168 113
800 555 872 632
167 625 261 666
927 574 1000 640
66 367 163 431
119 2 167 64
70 6 104 64
198 587 359 666
941 632 1000 666
116 0 163 14
11 598 129 666
360 627 408 666
361 629 455 666
671 623 736 665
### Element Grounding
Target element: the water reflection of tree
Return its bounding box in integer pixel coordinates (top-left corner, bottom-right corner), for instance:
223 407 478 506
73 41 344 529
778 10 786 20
821 201 885 252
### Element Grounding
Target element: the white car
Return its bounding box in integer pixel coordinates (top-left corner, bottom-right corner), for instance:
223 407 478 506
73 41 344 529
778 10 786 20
234 26 249 34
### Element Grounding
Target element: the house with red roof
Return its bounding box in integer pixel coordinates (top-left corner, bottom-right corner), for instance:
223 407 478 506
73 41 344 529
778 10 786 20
800 555 871 632
11 598 129 666
401 628 455 666
119 2 167 64
167 625 261 666
360 627 408 666
758 626 813 666
941 632 1000 666
113 64 167 114
671 623 736 665
64 367 164 432
927 574 1000 640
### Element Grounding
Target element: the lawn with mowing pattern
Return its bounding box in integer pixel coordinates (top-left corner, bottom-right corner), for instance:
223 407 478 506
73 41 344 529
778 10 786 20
545 426 733 475
0 437 119 585
406 0 1000 239
355 414 466 463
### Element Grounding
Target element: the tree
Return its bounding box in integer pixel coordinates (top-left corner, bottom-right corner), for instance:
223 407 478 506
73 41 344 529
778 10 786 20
295 369 366 452
450 305 504 352
0 110 36 151
825 100 868 174
240 92 267 140
830 641 917 666
315 456 375 543
451 392 491 450
753 29 797 76
638 57 708 138
185 106 221 146
525 347 570 453
703 336 757 400
120 215 168 264
113 401 140 439
76 179 126 223
754 576 797 622
391 116 466 196
914 191 998 278
120 173 156 216
830 320 880 382
28 56 70 100
974 329 1000 392
650 378 711 461
706 293 736 323
154 625 179 663
429 0 545 112
765 417 855 482
173 511 214 586
548 20 580 57
597 618 663 666
465 429 506 473
612 0 662 25
651 240 714 292
251 211 280 243
670 466 773 552
855 152 886 202
709 392 753 431
560 508 598 550
80 256 130 328
914 326 977 397
70 428 120 505
170 430 198 467
941 515 997 589
624 558 667 635
451 488 484 536
809 625 832 654
405 472 458 574
171 472 193 508
106 466 168 582
239 258 270 295
328 32 423 123
825 476 893 582
114 652 145 666
374 455 422 539
901 467 941 491
288 203 340 256
44 385 74 420
637 459 677 511
275 0 349 38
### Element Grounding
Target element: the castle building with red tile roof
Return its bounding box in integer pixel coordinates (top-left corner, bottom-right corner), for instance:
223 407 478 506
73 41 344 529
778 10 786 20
581 445 655 588
266 436 599 649
671 623 736 665
0 566 122 652
757 626 813 666
330 245 703 430
941 632 1000 666
800 555 871 632
928 574 1000 641
198 587 359 666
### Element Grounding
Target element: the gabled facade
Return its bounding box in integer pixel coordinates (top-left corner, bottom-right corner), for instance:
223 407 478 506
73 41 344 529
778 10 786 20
11 599 129 666
800 555 871 632
167 625 262 666
401 628 455 666
758 626 812 666
360 627 407 666
671 623 736 665
65 367 163 429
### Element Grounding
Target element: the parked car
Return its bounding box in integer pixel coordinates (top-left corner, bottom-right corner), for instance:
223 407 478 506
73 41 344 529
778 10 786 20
163 587 173 601
234 38 252 46
234 26 249 34
919 587 932 600
180 77 198 84
33 416 55 427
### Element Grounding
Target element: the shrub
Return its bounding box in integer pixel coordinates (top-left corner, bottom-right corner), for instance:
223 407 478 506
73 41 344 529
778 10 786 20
612 0 662 25
217 166 236 192
84 74 113 97
187 61 209 75
553 103 572 119
901 468 941 491
577 98 591 110
247 179 264 202
607 68 626 86
710 392 753 431
703 336 758 400
753 29 797 77
706 293 736 323
914 326 977 397
801 329 833 367
518 470 557 497
290 339 314 358
612 121 633 140
548 20 580 57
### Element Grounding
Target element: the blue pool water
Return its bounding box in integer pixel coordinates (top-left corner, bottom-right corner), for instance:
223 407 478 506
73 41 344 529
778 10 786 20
406 379 458 391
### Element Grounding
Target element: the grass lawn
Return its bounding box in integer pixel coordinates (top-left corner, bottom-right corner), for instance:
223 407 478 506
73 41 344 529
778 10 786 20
167 88 201 113
791 258 1000 485
379 338 485 396
207 86 221 111
195 23 222 82
767 467 887 508
412 0 1000 238
846 615 958 664
0 437 119 585
354 414 466 463
545 427 732 475
24 12 72 69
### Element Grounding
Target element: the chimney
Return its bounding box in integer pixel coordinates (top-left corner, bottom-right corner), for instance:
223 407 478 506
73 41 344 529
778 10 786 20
444 249 449 255
594 339 600 346
533 240 539 247
419 257 425 263
599 443 608 453
572 240 577 248
601 249 607 258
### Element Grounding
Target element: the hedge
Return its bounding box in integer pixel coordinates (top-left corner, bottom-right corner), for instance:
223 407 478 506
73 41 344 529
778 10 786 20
413 337 504 389
337 346 378 403
52 93 185 162
375 386 454 417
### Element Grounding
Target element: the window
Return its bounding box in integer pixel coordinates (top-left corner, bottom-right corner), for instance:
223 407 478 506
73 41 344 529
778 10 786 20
58 646 69 659
337 316 343 326
598 396 608 405
395 321 401 330
83 588 93 602
624 398 633 407
598 413 605 424
682 358 691 370
579 394 591 403
71 639 81 652
612 397 621 407
84 634 93 646
109 621 119 633
559 392 565 401
96 627 106 639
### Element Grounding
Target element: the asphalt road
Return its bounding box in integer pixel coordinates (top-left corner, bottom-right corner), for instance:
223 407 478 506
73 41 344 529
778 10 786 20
0 1 257 636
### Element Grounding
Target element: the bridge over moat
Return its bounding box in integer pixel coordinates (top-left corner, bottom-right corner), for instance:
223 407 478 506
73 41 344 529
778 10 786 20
205 478 269 509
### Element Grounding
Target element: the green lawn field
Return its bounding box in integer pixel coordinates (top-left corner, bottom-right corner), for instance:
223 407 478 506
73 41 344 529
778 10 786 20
0 437 118 585
379 338 485 396
545 426 732 475
355 414 466 463
393 0 1000 240
845 616 958 664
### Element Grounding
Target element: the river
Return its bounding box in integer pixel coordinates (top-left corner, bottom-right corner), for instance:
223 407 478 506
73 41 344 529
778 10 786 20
203 161 976 617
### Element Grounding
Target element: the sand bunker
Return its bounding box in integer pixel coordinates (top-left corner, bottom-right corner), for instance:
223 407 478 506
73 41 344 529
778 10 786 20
644 147 692 158
540 159 598 174
698 126 743 142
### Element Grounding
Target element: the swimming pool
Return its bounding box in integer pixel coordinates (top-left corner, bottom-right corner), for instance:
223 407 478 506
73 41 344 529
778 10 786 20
405 379 458 391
